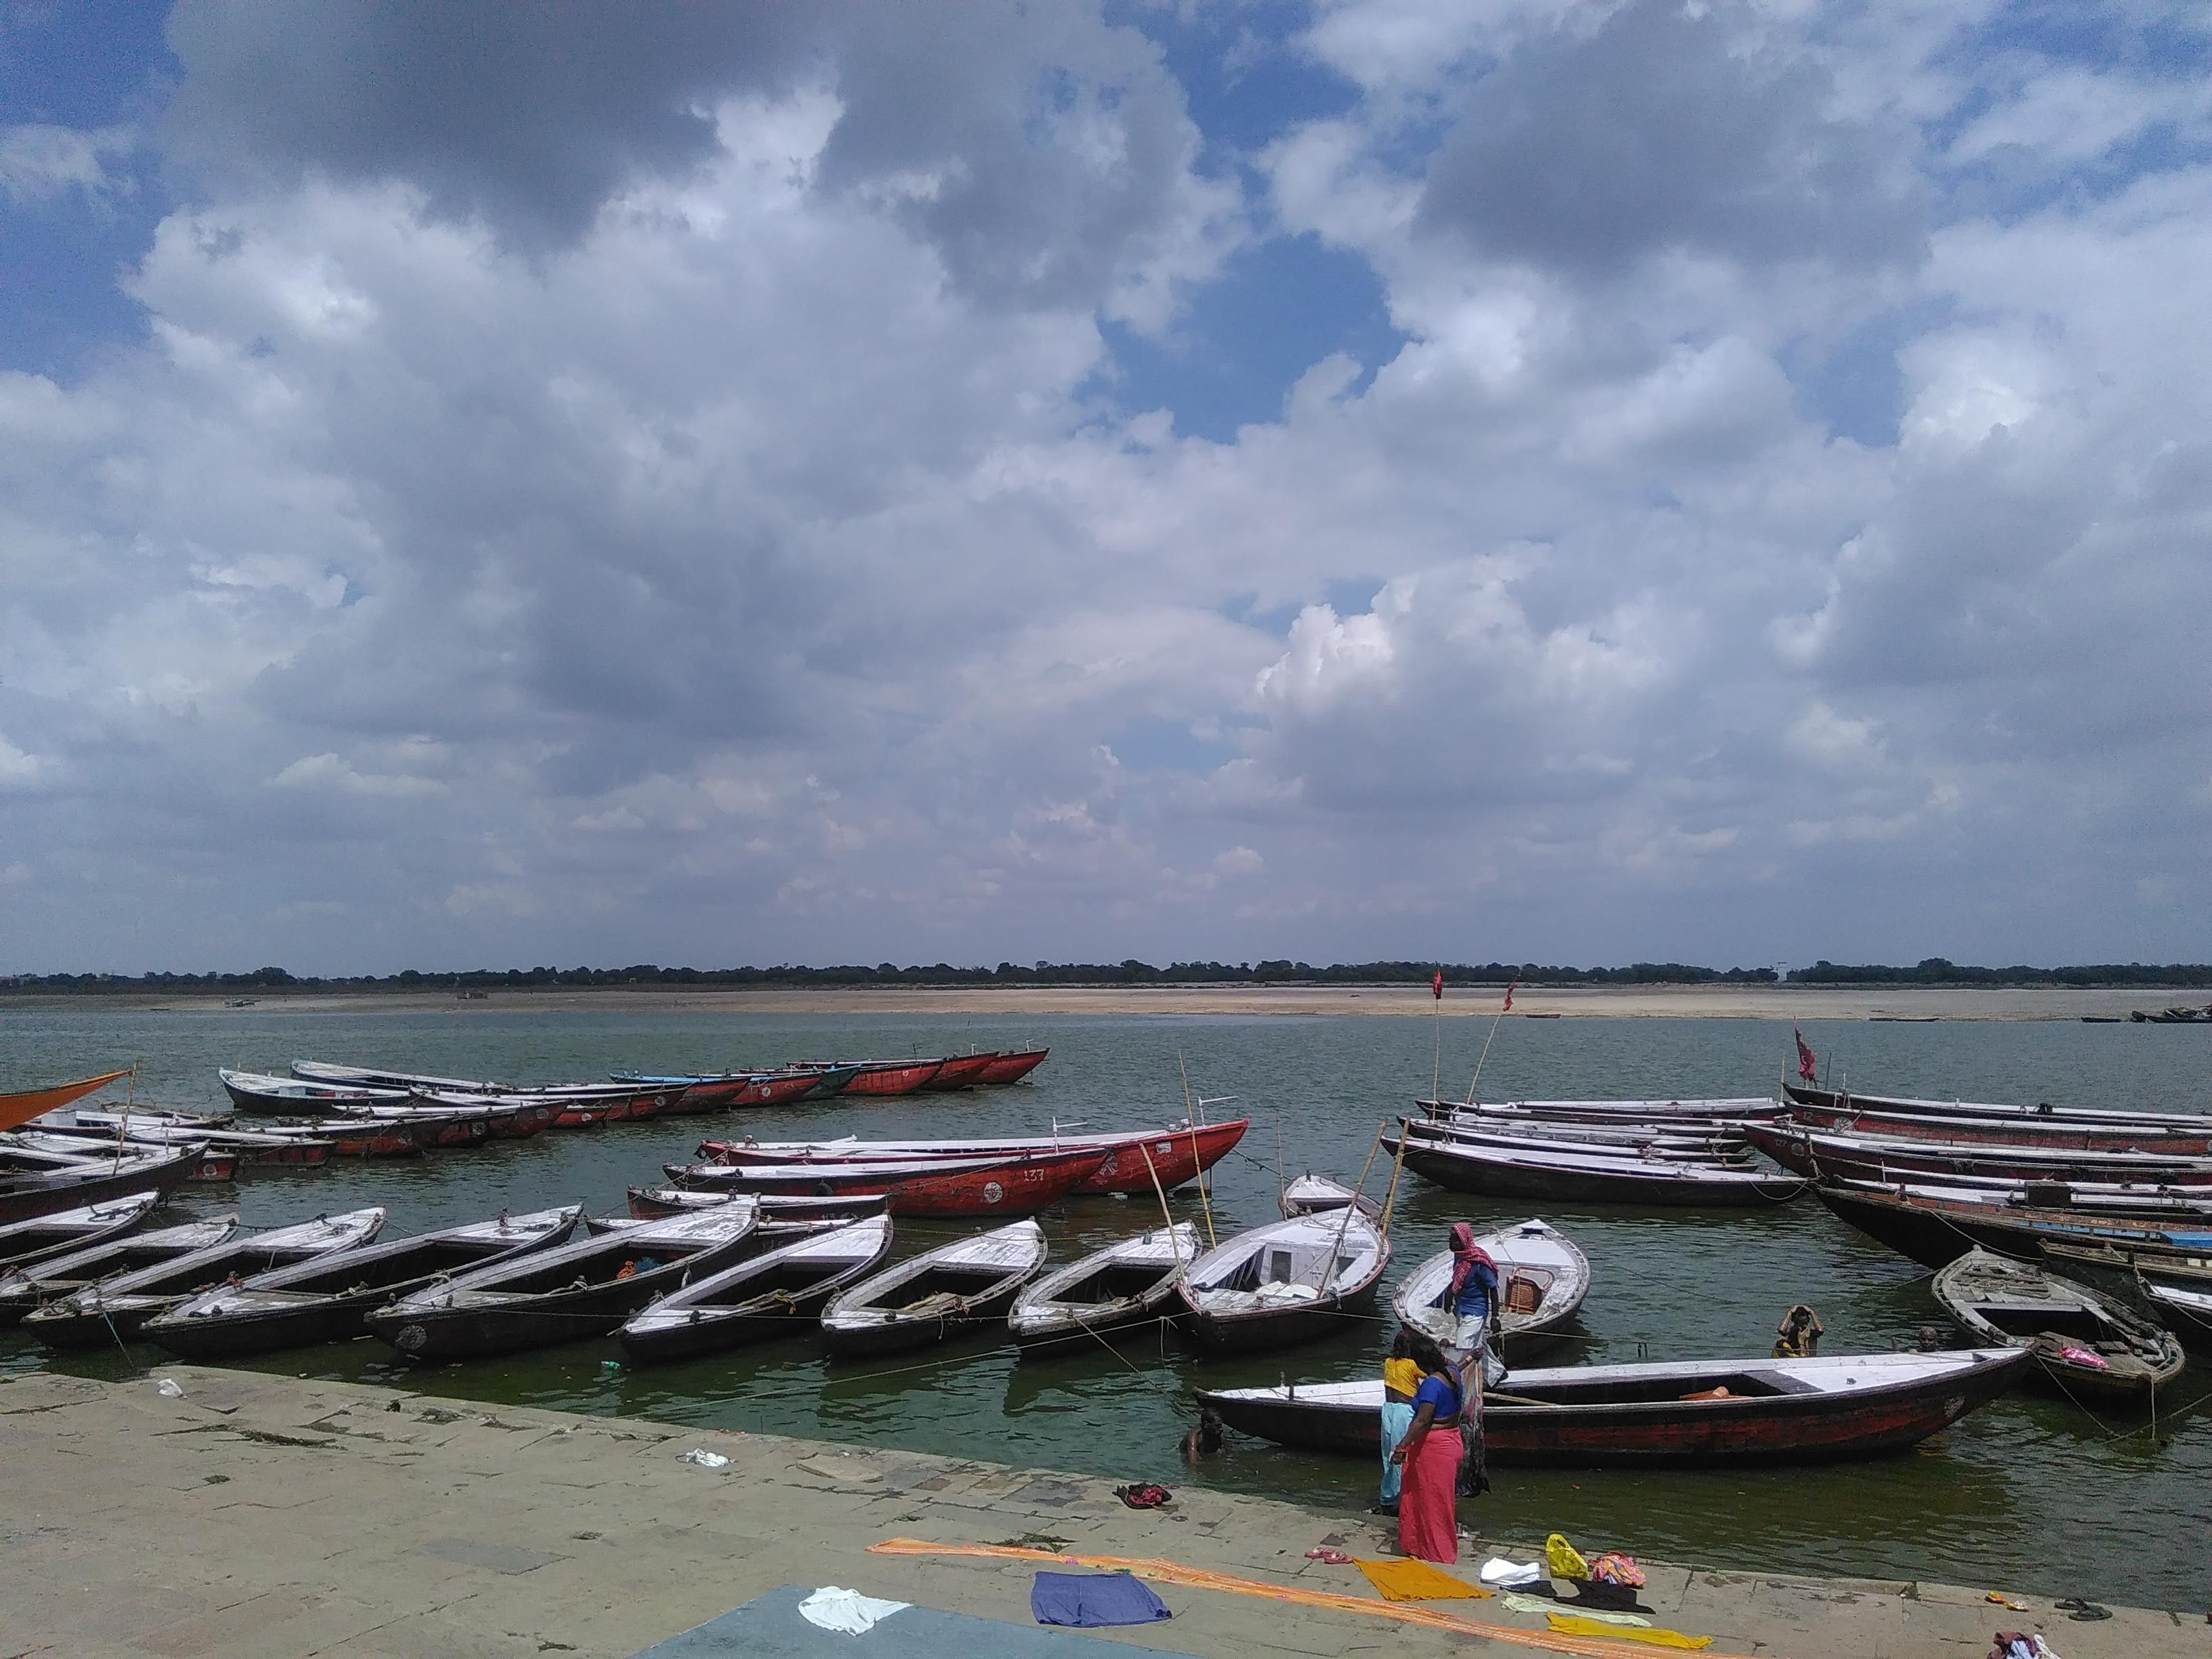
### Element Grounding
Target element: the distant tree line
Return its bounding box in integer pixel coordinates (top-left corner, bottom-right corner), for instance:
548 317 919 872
5 956 2211 995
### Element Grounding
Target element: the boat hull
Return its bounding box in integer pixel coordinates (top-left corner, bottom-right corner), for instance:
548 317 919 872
822 1278 1029 1359
1200 1351 2030 1467
1395 1139 1804 1207
0 1147 205 1226
0 1070 134 1134
1816 1185 2212 1269
838 1061 945 1097
976 1048 1048 1085
673 1149 1106 1218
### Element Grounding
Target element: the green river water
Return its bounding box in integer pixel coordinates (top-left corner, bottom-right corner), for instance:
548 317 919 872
5 1004 2207 1610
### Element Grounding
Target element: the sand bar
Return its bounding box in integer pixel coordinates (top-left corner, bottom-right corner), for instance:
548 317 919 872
2 1364 2190 1658
12 983 2204 1020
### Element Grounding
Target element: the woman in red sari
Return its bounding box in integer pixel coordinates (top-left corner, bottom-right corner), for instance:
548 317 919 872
1387 1330 1465 1562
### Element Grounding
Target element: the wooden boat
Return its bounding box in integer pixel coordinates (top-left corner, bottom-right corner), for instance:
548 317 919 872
2139 1282 2212 1353
1196 1347 2030 1466
1389 1218 1590 1360
1814 1180 2212 1268
23 1207 386 1349
976 1047 1049 1085
220 1068 409 1115
1420 1096 1784 1126
1756 1122 2212 1180
0 1215 243 1326
699 1118 1249 1196
1009 1223 1200 1355
1772 1101 2212 1156
1278 1173 1380 1219
1932 1248 2184 1406
1180 1212 1390 1353
0 1193 159 1271
1404 1117 1757 1162
1784 1081 2211 1132
624 1187 890 1224
826 1059 945 1097
668 1146 1107 1217
260 1117 418 1158
366 1205 760 1361
0 1069 134 1134
2038 1234 2212 1293
143 1206 581 1359
32 1111 336 1168
922 1052 1000 1091
0 1142 207 1225
353 1097 550 1141
1389 1133 1805 1207
291 1059 512 1093
6 1130 235 1185
619 1216 896 1362
820 1219 1046 1357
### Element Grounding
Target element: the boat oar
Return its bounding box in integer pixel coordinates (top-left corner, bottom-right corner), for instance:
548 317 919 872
1137 1145 1186 1281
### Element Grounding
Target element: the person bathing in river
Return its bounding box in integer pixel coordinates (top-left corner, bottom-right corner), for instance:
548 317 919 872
1773 1303 1823 1358
1387 1329 1466 1563
1375 1326 1426 1515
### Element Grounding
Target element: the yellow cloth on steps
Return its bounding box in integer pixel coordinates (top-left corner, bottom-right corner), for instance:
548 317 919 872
1547 1613 1713 1648
1353 1558 1490 1601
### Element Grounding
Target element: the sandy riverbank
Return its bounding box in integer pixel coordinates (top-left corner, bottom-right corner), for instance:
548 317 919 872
2 1366 2187 1658
8 983 2199 1021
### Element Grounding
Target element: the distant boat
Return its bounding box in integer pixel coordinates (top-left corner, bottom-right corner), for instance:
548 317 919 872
0 1069 134 1134
1179 1212 1390 1353
1197 1348 2031 1466
1387 1132 1805 1206
821 1219 1046 1357
1009 1223 1200 1355
620 1216 896 1363
1933 1248 2184 1407
697 1119 1249 1196
976 1047 1050 1084
668 1147 1107 1217
1277 1172 1380 1219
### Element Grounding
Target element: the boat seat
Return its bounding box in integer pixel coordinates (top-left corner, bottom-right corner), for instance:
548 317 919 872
1737 1369 1824 1395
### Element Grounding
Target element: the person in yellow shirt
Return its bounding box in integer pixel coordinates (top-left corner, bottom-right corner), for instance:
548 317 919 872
1376 1326 1426 1515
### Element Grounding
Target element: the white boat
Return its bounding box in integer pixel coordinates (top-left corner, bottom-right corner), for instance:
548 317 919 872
0 1193 159 1271
1389 1218 1590 1359
1179 1212 1389 1353
620 1216 895 1362
1277 1173 1380 1219
821 1220 1046 1357
22 1207 386 1349
1933 1247 2186 1406
1009 1223 1200 1354
0 1214 242 1324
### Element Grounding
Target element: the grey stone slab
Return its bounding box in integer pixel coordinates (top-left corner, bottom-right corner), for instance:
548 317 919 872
423 1538 571 1575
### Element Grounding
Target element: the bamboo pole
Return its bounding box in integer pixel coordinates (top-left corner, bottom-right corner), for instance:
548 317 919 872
1138 1144 1186 1277
1377 1119 1412 1241
1321 1121 1386 1287
1178 1053 1217 1249
1465 984 1515 1102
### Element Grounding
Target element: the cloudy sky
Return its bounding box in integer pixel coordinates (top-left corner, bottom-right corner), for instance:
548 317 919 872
2 1 2207 975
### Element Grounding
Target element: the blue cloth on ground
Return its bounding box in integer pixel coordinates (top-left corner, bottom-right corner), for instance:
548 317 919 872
1030 1571 1172 1628
632 1584 1202 1656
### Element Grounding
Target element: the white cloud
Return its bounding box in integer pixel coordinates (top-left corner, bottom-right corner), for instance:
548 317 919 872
0 125 131 205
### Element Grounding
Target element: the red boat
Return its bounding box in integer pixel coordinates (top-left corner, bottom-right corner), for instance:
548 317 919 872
832 1060 945 1097
665 1146 1108 1217
290 1118 422 1158
921 1053 998 1091
736 1071 836 1107
975 1047 1049 1086
699 1118 1249 1197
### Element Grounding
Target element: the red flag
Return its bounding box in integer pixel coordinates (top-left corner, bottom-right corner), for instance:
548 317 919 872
1794 1025 1818 1083
1431 969 1443 1001
1502 976 1519 1012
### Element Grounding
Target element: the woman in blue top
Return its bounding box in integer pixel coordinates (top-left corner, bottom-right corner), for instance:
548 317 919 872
1446 1222 1500 1356
1387 1330 1465 1562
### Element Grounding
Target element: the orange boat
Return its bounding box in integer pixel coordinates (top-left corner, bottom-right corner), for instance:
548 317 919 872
0 1069 133 1135
836 1059 945 1097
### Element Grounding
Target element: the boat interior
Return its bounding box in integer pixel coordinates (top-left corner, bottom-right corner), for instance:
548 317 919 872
865 1263 1012 1310
1499 1368 1827 1404
1049 1260 1178 1306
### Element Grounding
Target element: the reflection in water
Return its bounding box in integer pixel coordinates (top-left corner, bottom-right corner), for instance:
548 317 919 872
4 1005 2210 1607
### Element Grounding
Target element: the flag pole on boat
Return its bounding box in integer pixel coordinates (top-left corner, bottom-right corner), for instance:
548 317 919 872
1178 1052 1217 1250
1465 975 1519 1103
1429 966 1444 1109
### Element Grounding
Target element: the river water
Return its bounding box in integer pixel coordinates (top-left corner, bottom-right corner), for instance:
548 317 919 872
5 1004 2207 1609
